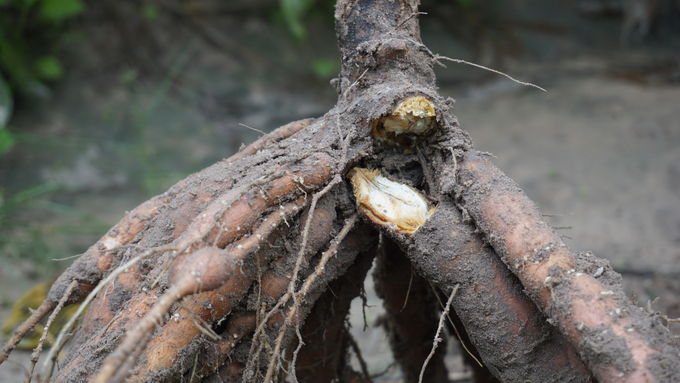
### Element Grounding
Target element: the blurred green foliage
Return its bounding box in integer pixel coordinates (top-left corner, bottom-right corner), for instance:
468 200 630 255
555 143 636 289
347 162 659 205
280 0 316 41
0 182 110 273
311 57 340 79
0 0 85 154
0 72 13 153
0 0 85 94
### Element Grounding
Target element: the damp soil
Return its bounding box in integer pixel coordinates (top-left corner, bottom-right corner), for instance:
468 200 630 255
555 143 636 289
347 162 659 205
2 1 680 382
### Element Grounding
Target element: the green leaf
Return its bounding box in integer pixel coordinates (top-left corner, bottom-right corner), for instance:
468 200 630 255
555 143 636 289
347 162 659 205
311 58 339 79
280 0 315 41
142 3 160 22
0 129 15 155
34 55 64 80
0 72 12 126
0 37 35 90
39 0 85 23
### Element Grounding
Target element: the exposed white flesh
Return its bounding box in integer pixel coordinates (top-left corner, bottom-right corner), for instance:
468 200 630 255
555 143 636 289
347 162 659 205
349 168 435 235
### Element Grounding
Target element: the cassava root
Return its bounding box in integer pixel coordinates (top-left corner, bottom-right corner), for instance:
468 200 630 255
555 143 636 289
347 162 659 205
1 0 678 382
455 151 680 382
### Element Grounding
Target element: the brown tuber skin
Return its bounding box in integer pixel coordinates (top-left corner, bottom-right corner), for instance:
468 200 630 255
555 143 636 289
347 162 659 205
95 198 309 383
455 151 680 382
0 118 314 367
136 196 338 382
386 199 592 382
2 0 679 382
167 247 238 297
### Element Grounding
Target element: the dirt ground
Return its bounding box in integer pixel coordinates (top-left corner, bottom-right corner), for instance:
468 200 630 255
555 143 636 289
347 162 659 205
1 1 679 381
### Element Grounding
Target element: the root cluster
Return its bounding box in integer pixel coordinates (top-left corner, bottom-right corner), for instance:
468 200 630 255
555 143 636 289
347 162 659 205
2 1 678 382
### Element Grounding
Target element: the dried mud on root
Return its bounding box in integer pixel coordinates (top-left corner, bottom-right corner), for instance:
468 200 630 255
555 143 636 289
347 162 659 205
4 0 679 382
390 201 590 383
0 118 316 367
454 151 680 382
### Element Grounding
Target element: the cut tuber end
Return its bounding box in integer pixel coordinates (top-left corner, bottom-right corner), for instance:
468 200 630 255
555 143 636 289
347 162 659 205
372 95 438 147
349 168 434 235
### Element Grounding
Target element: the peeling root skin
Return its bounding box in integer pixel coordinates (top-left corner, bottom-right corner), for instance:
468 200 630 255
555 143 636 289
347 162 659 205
456 151 680 383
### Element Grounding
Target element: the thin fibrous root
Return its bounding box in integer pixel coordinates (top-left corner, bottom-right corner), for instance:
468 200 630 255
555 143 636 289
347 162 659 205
46 152 332 381
288 175 342 307
418 284 458 383
95 198 307 383
347 331 373 383
173 152 335 257
192 199 338 379
239 222 376 383
0 300 57 365
23 280 78 383
434 55 546 92
261 214 358 383
401 199 589 382
295 239 377 383
4 118 315 368
42 244 177 375
136 194 336 381
230 118 315 164
373 238 448 383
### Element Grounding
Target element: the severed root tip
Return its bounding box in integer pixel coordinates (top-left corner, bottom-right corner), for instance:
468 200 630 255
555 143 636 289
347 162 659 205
371 95 438 147
382 95 436 135
0 300 57 365
349 168 435 234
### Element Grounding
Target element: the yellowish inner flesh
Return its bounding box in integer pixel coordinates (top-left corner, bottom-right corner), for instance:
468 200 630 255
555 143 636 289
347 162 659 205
375 95 437 138
350 168 435 234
